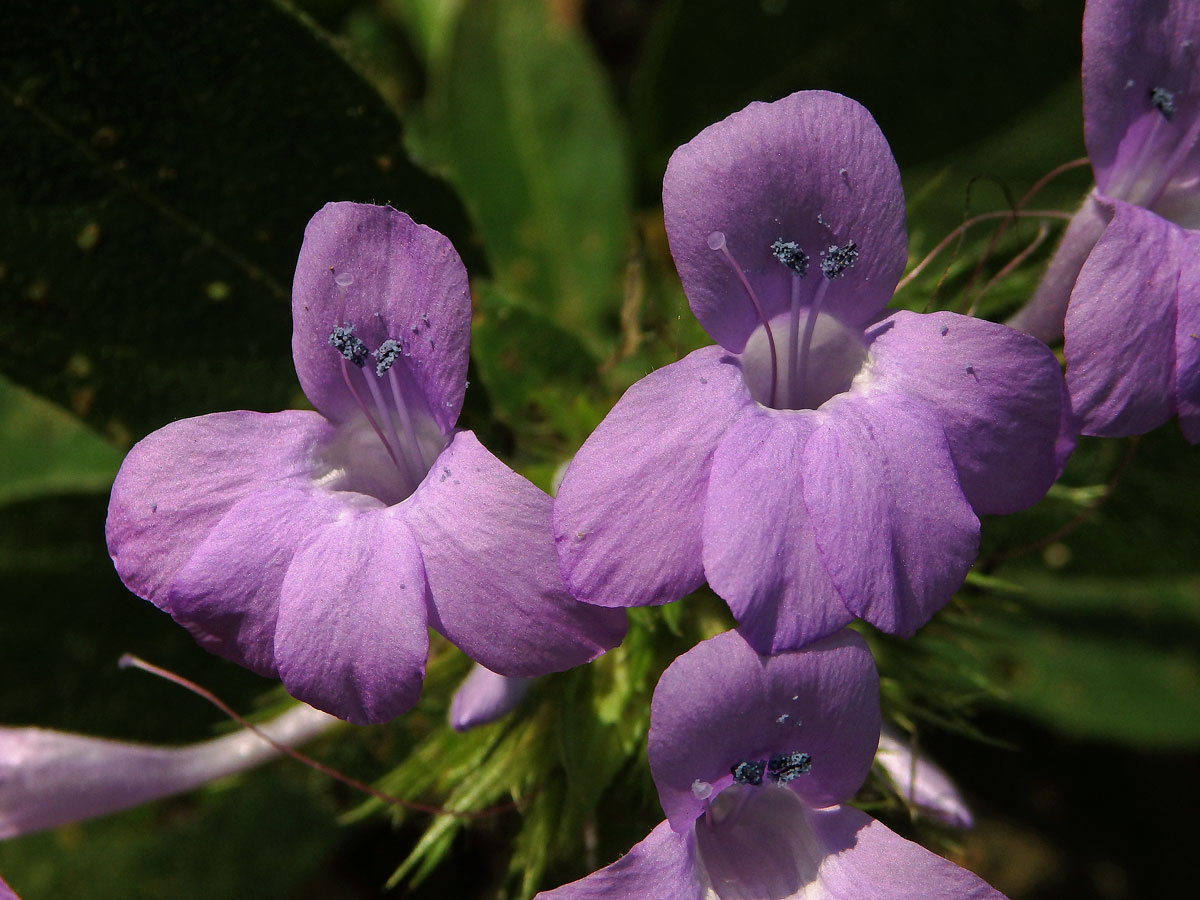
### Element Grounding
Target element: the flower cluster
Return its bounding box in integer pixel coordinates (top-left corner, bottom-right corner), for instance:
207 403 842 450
19 3 1190 894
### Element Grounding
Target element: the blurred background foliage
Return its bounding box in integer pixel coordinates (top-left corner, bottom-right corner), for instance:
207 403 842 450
0 0 1196 898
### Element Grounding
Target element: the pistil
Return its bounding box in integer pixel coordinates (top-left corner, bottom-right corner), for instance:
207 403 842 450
709 231 780 408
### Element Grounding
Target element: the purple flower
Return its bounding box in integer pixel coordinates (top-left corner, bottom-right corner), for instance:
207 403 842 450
448 663 533 731
875 725 974 829
106 202 625 725
1009 0 1200 441
554 91 1066 653
0 875 18 900
0 704 336 838
535 630 1005 900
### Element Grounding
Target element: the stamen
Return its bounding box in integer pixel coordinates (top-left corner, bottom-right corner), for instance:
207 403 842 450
731 759 765 786
771 239 809 276
766 751 812 783
819 241 859 280
329 325 368 368
1151 86 1177 121
373 339 403 376
334 271 355 288
709 231 779 407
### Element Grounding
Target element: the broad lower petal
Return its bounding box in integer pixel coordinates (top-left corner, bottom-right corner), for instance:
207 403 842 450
554 346 751 608
664 90 906 352
291 202 471 432
649 630 879 832
1083 0 1200 210
804 805 1005 899
106 410 332 614
802 394 979 637
404 430 626 677
534 820 705 900
275 510 429 725
865 310 1064 515
0 705 336 839
166 487 359 677
449 664 533 731
1065 202 1188 436
702 409 854 653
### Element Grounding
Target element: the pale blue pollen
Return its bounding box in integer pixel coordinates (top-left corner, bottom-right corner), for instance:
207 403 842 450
373 339 403 376
329 325 368 368
731 759 765 786
771 238 809 276
820 241 859 279
1151 86 1176 121
766 751 812 783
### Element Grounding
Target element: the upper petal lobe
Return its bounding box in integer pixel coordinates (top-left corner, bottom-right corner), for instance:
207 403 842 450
664 91 906 351
291 202 471 432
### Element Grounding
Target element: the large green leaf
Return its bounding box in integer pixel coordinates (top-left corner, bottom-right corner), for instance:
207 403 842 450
974 573 1200 748
416 0 632 348
0 373 123 505
0 0 471 441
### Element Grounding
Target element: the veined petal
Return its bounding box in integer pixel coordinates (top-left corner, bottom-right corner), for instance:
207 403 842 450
166 487 360 677
106 410 332 614
876 726 974 829
554 346 751 608
1084 0 1200 208
649 630 878 833
449 665 533 732
275 510 429 725
404 430 626 677
702 409 853 653
802 805 1005 899
664 90 906 352
1007 193 1111 344
0 705 336 839
1065 201 1200 437
291 202 471 433
802 394 979 637
534 820 705 900
865 310 1065 515
1175 260 1200 441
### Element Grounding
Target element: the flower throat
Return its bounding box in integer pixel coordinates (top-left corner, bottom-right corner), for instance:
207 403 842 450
710 232 868 410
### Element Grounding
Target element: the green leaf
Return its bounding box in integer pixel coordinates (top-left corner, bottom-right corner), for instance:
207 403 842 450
0 374 123 505
0 0 471 440
418 0 632 348
973 573 1200 748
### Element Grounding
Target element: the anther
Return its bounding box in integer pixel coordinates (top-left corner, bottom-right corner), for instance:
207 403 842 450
707 231 727 251
731 759 765 786
766 751 812 783
373 339 402 376
1151 87 1176 121
820 241 859 279
329 325 368 368
771 239 809 276
334 271 354 288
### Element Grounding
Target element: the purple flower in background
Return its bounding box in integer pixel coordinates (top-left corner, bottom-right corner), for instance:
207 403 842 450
1009 0 1200 441
0 704 336 838
106 202 625 725
555 91 1066 653
449 664 533 731
875 725 974 829
536 630 1005 900
0 875 18 900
